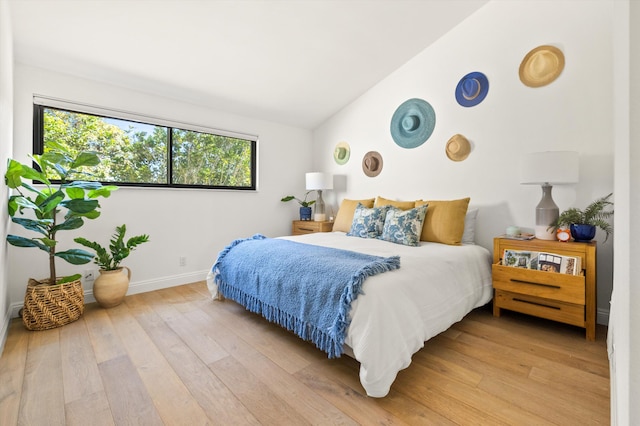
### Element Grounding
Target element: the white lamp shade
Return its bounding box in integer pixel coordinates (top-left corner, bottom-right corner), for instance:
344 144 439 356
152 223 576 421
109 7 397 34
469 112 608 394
305 172 333 190
520 151 579 185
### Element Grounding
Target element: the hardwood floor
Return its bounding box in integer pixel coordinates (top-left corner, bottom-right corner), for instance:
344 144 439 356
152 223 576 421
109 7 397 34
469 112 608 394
0 281 610 425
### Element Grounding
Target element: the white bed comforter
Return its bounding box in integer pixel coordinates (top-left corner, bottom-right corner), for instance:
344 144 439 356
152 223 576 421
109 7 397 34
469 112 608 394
206 232 493 397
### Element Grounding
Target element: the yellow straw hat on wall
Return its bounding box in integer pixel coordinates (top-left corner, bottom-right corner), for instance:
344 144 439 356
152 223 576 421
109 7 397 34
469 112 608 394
519 45 565 88
445 134 471 162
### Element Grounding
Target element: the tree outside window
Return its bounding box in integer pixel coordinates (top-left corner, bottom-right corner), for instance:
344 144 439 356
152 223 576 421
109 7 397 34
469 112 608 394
34 105 256 190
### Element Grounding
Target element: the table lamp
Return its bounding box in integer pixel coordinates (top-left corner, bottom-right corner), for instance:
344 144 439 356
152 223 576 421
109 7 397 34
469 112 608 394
305 172 333 221
520 151 579 240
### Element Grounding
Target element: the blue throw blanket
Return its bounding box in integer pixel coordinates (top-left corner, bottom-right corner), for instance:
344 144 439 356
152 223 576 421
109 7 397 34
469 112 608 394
213 234 400 358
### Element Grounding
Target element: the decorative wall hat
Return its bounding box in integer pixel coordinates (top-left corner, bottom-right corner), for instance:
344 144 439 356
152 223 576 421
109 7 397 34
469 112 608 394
445 134 471 162
333 141 350 165
362 151 383 177
519 45 565 88
455 72 489 107
390 98 436 149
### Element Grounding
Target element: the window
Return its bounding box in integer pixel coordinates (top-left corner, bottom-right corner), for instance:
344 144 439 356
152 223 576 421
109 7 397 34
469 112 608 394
33 101 257 190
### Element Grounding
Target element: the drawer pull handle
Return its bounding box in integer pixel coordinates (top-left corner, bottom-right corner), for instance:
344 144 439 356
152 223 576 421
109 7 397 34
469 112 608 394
298 228 314 232
513 297 561 310
510 279 561 289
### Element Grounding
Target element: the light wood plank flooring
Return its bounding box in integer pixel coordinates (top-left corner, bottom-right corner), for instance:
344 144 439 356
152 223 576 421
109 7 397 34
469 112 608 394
0 281 610 425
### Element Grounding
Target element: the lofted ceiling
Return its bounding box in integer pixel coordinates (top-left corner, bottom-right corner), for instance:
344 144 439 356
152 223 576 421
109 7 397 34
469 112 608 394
9 0 488 129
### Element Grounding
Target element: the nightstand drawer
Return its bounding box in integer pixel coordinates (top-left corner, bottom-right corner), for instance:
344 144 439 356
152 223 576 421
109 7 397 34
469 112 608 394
292 221 333 235
495 290 585 327
492 264 585 305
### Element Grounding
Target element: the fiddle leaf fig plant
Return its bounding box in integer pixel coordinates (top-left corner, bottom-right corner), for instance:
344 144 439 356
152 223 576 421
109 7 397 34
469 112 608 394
5 145 118 285
281 191 316 207
75 224 150 271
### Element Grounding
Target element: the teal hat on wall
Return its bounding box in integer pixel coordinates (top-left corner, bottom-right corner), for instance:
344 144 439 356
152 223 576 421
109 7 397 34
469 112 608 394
390 98 436 149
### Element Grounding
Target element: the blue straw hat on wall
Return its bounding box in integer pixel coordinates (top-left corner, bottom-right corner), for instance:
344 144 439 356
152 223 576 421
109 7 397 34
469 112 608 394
390 98 436 149
455 71 489 107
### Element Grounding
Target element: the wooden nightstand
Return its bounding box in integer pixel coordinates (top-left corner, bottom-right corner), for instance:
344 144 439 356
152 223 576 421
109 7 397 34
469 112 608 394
292 220 333 236
492 237 597 341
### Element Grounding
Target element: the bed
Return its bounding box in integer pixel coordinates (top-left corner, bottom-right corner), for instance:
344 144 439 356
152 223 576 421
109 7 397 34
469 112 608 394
206 217 493 397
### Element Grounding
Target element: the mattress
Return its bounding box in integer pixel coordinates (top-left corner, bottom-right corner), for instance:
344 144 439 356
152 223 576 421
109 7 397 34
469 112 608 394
207 231 493 397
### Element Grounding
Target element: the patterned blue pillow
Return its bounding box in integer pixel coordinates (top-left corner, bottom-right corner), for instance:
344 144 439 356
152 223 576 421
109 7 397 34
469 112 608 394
347 204 391 238
379 204 429 246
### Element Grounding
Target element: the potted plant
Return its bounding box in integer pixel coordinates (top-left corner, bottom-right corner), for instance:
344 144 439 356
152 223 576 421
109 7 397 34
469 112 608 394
5 145 118 330
74 224 150 308
281 191 316 220
549 193 614 242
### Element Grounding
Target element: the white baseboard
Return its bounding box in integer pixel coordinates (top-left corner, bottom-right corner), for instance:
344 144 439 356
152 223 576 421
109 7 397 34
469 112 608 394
0 306 11 355
597 307 610 326
9 269 209 319
9 301 22 320
7 273 613 329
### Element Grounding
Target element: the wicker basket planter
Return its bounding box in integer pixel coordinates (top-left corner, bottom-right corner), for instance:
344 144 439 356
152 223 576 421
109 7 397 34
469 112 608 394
22 278 85 331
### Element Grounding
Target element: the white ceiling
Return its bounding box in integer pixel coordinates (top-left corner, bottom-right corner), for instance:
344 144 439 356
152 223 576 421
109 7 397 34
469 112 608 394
9 0 488 129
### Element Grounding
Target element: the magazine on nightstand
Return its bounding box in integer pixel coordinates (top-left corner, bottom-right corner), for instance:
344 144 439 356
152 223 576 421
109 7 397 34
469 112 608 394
502 249 582 275
537 252 582 275
502 249 538 270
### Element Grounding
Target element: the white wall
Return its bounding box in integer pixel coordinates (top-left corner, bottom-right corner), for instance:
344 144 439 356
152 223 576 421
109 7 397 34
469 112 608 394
630 0 640 414
8 64 313 316
312 0 614 321
610 0 630 423
0 0 14 348
612 0 640 422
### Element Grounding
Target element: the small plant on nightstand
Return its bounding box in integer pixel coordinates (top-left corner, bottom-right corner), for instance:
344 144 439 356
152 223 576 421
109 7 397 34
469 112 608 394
281 191 316 220
549 193 614 242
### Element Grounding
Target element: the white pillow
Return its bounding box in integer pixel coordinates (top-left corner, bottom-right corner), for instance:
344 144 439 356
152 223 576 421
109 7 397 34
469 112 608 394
461 208 479 244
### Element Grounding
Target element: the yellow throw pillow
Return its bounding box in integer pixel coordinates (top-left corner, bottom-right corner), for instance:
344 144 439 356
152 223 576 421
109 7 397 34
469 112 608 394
374 196 416 211
333 198 375 232
416 197 470 245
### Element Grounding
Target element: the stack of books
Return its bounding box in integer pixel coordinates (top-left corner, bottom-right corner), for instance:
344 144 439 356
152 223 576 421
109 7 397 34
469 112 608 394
502 249 582 275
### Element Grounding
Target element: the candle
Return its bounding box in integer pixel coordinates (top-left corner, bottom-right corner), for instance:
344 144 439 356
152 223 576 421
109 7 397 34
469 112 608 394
314 213 326 222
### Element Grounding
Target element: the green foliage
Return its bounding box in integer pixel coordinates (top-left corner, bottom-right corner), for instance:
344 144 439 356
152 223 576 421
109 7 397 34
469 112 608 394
171 129 252 187
5 145 118 285
549 193 614 242
43 108 168 183
74 224 150 271
43 108 253 187
57 274 83 284
281 191 316 207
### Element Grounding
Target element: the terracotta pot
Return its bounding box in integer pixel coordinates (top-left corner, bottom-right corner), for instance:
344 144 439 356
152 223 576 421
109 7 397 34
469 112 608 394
93 267 131 308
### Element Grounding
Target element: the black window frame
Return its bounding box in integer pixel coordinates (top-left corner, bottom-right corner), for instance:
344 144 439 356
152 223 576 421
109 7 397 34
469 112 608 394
33 103 258 190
